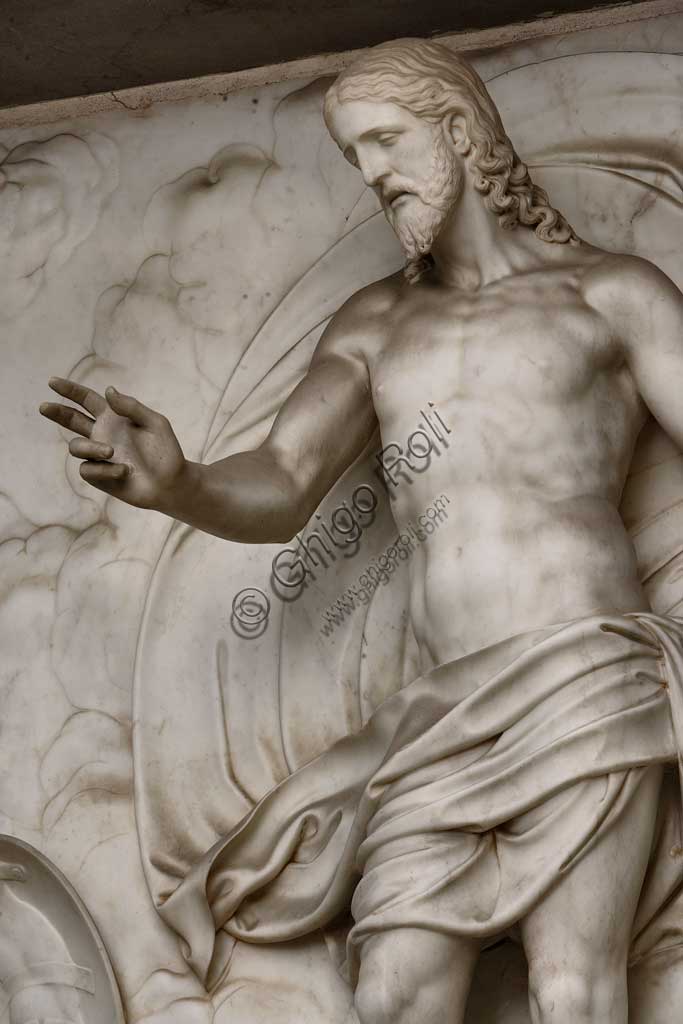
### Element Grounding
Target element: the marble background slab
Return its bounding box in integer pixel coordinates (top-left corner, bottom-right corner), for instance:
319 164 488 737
1 12 682 1023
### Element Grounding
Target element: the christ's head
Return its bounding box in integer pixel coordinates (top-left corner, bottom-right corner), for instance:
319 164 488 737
324 39 575 281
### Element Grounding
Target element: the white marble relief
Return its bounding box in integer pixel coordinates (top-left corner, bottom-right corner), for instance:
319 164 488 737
0 18 682 1024
0 835 124 1024
0 133 118 320
131 47 683 1024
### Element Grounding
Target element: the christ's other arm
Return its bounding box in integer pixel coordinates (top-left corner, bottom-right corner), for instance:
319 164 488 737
588 255 683 451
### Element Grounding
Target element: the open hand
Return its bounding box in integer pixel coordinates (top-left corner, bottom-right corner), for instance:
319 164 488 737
40 378 186 510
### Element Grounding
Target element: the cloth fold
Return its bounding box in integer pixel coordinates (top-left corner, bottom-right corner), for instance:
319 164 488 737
158 612 683 987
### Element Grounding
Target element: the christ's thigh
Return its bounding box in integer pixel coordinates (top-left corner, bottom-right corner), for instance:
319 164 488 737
520 766 663 1024
354 927 481 1024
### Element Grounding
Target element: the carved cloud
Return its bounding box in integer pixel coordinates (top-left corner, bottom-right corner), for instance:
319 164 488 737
0 132 118 319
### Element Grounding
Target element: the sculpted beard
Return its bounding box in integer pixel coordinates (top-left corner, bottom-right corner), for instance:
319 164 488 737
385 131 462 262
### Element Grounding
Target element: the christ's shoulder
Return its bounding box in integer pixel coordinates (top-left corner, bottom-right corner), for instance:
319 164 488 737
312 271 404 365
580 250 681 335
339 271 405 322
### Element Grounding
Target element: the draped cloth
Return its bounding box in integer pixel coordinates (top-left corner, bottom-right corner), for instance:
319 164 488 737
157 611 683 986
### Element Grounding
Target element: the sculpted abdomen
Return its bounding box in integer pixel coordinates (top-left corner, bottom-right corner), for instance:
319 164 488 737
365 275 650 665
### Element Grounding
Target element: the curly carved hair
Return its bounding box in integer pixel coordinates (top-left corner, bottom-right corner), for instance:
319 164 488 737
325 39 576 279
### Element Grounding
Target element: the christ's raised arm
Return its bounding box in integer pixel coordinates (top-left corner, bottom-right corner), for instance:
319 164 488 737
39 291 380 544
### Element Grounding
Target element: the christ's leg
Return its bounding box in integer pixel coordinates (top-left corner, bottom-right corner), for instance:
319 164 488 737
520 765 662 1024
353 927 480 1024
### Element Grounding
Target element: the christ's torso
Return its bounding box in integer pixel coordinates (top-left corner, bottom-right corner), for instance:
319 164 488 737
360 255 650 667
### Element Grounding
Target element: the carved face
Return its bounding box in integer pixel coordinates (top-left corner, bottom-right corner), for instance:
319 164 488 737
327 98 462 262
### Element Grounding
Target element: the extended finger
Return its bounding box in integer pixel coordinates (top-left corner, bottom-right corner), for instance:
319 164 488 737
79 461 129 483
69 438 114 460
39 402 95 438
105 386 161 428
48 377 106 416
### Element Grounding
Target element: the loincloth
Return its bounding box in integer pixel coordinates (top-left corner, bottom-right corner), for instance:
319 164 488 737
160 612 683 987
348 766 665 971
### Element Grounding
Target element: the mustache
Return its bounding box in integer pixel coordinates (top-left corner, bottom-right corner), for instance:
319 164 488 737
377 180 418 207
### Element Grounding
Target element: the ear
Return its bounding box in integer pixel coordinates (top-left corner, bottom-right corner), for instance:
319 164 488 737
446 113 471 155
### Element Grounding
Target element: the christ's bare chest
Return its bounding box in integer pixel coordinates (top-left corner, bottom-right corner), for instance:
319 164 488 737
368 280 619 439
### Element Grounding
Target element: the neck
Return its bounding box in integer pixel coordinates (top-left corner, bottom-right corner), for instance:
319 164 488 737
428 179 565 290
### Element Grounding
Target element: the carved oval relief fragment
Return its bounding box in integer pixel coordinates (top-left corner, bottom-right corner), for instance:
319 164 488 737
0 836 125 1024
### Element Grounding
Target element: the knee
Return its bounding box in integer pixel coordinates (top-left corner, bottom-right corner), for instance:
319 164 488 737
355 979 412 1024
528 963 626 1022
